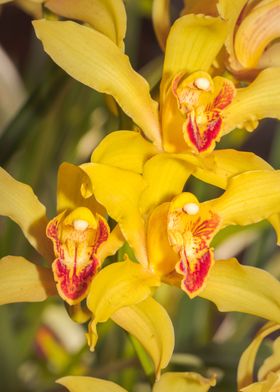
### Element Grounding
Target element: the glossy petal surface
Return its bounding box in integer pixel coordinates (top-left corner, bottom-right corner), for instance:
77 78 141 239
112 297 174 379
92 131 157 174
33 20 161 147
45 0 126 49
0 167 51 261
86 261 159 350
57 376 127 392
201 260 280 325
0 256 56 305
153 372 216 392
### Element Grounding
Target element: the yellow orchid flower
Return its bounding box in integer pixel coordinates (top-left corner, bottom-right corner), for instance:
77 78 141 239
0 164 175 376
33 3 280 155
0 163 123 307
56 371 216 392
81 159 280 325
237 322 280 392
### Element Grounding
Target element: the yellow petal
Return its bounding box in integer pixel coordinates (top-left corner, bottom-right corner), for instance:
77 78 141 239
57 376 127 392
240 374 280 392
152 0 170 51
96 224 124 263
217 0 248 71
0 256 56 305
147 203 179 277
33 20 161 148
193 151 280 243
91 131 157 174
81 163 148 266
194 149 272 189
112 297 174 379
223 68 280 135
237 322 280 389
161 14 228 94
211 170 280 227
86 261 159 350
258 337 280 382
153 372 216 392
139 154 194 216
45 0 126 49
0 167 52 261
57 162 104 215
183 0 219 16
234 0 280 69
200 259 280 324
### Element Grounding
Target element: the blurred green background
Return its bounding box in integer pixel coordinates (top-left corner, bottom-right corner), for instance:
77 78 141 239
1 1 280 391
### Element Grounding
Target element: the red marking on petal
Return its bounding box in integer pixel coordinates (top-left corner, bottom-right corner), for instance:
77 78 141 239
92 216 109 254
47 212 110 304
213 81 236 110
53 257 99 301
178 249 212 295
185 111 222 152
169 206 221 297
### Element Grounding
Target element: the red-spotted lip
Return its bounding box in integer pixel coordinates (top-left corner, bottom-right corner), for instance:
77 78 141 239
47 213 109 305
177 249 213 297
168 206 221 298
185 110 222 153
53 257 99 302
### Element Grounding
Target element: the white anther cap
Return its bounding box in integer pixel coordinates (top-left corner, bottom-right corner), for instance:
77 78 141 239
183 203 200 215
194 77 211 91
73 219 89 231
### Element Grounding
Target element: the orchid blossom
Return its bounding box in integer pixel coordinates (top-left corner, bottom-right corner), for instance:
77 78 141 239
32 1 280 156
80 152 280 333
0 163 122 306
0 164 175 377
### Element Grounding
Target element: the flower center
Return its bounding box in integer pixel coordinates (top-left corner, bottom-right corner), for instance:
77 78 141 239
47 207 109 305
172 71 236 153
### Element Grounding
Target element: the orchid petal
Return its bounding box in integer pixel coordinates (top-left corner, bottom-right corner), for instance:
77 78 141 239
223 68 280 135
237 322 280 389
57 162 104 215
235 0 280 69
33 20 161 148
45 0 126 49
112 297 174 379
147 203 178 277
140 154 194 216
217 0 248 71
193 151 280 243
57 376 127 392
152 0 170 51
96 224 124 263
0 256 56 305
194 149 272 189
210 170 280 227
86 261 159 350
81 163 148 266
162 14 228 94
0 167 52 261
152 371 216 392
200 259 280 325
92 131 157 174
258 337 280 382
